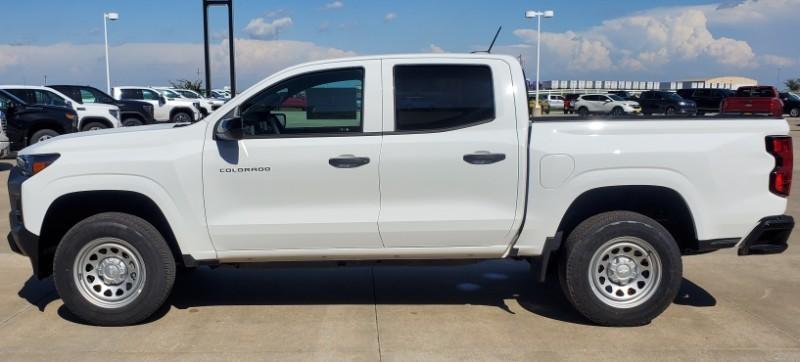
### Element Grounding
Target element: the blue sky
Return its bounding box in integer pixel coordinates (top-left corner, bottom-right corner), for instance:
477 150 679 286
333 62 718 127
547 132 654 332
0 0 797 90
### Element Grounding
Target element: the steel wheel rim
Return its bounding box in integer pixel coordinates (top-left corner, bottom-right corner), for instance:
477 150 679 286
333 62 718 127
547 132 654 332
791 109 799 117
588 236 662 309
73 237 147 309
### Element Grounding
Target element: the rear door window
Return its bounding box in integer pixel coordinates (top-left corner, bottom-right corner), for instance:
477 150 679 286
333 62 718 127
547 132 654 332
393 65 494 132
120 89 142 100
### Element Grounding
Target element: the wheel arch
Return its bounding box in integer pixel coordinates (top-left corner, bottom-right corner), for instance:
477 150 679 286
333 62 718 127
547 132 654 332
556 185 699 253
169 107 194 120
79 116 114 130
35 190 183 278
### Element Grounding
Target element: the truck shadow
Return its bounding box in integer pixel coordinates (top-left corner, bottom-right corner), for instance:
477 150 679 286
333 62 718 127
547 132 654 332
18 260 716 326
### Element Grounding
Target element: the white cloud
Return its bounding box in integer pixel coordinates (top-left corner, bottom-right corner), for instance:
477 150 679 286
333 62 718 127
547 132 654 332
761 54 795 67
384 12 397 22
323 1 344 10
244 17 293 40
512 29 613 71
429 44 445 53
0 39 356 90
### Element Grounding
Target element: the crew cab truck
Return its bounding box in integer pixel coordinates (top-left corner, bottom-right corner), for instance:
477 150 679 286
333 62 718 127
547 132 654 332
112 86 200 123
7 54 794 327
0 89 77 149
721 86 783 118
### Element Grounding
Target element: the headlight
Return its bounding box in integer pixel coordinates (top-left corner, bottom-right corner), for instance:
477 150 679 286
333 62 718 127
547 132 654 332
16 153 60 177
65 112 76 121
109 109 120 120
193 102 201 109
679 101 687 106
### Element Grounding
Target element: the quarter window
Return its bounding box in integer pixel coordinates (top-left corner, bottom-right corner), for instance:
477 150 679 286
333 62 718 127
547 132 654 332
394 65 494 132
238 68 364 137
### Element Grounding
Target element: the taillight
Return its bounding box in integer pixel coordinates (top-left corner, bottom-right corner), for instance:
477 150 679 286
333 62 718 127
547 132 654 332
767 136 793 197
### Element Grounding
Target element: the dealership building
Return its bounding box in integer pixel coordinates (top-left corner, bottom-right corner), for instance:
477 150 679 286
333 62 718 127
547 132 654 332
537 76 757 93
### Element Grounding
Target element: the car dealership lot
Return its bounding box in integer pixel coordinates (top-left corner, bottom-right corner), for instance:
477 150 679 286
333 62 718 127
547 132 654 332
0 121 799 360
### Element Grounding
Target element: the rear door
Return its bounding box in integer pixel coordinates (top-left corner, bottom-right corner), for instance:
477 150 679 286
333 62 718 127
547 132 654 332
377 59 520 248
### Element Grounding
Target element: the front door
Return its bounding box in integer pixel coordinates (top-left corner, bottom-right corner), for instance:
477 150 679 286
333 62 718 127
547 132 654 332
140 89 170 121
202 61 384 252
377 60 520 248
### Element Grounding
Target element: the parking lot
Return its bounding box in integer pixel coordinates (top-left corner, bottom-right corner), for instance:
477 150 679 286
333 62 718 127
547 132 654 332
0 120 798 361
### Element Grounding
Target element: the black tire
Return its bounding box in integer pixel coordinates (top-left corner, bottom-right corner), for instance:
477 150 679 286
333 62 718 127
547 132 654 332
664 107 676 116
29 129 60 145
610 107 624 116
790 108 800 118
578 107 589 117
170 111 192 123
53 212 176 326
558 211 682 326
122 118 144 127
81 122 108 132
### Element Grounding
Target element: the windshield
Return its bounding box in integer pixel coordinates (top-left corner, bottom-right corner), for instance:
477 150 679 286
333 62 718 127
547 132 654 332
177 90 200 99
608 95 624 101
160 89 181 98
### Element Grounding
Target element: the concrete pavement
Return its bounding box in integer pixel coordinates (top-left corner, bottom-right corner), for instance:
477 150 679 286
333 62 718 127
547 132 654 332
0 122 799 360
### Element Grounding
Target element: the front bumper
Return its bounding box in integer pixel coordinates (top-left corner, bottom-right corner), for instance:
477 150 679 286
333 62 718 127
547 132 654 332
738 215 794 255
6 166 44 277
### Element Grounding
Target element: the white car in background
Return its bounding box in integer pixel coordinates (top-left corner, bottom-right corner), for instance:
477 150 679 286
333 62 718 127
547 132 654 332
112 86 201 123
573 93 641 116
158 88 224 117
542 94 565 110
0 85 121 131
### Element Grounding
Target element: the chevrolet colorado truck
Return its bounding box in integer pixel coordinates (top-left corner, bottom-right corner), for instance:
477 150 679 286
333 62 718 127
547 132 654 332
7 54 794 327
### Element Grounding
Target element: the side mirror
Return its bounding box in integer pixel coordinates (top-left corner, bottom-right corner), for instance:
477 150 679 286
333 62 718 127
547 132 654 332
214 116 243 141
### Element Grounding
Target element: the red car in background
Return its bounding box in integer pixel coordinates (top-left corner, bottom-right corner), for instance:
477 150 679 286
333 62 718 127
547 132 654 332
721 86 784 118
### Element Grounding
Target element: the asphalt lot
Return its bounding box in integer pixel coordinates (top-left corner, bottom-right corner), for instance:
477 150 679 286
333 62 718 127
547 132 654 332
0 120 799 360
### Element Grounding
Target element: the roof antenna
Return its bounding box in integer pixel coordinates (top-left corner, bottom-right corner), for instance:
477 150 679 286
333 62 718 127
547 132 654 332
471 26 502 54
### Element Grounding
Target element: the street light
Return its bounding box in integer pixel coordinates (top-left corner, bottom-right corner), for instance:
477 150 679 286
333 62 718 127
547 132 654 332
525 9 554 116
103 12 119 94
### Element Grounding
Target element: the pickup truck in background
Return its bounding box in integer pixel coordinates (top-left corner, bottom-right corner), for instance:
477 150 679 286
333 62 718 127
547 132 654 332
1 85 121 131
0 89 77 149
112 86 201 123
721 86 784 117
49 85 156 127
7 54 794 327
676 88 734 115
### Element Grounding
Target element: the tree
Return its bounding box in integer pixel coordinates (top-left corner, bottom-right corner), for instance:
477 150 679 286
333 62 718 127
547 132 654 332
785 78 800 92
169 79 203 93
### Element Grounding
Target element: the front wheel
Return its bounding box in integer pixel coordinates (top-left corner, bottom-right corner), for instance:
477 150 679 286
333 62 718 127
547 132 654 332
664 107 676 116
170 111 192 123
578 107 589 117
29 129 60 145
559 211 682 326
790 108 800 118
122 118 144 127
81 122 108 132
53 212 176 326
610 107 624 116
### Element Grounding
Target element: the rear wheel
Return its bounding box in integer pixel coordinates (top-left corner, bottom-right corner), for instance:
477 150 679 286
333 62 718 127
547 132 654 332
53 212 176 326
790 108 800 118
559 211 682 326
29 129 60 145
81 122 107 131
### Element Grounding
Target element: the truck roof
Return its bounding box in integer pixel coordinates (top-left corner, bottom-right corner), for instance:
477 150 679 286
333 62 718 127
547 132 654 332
281 53 520 71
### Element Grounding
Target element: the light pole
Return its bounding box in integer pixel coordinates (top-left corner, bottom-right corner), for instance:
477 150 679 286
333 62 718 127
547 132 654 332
525 9 554 116
103 12 119 94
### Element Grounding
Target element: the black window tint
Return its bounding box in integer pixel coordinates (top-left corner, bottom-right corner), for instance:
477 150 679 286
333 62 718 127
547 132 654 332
120 89 141 100
141 89 160 100
239 68 363 137
394 65 494 132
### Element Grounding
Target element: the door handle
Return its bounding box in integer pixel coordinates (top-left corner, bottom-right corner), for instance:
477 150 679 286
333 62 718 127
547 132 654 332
329 155 370 168
463 151 506 165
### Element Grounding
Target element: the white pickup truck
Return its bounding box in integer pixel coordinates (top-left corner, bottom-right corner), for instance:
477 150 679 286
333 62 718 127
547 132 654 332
7 54 794 327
